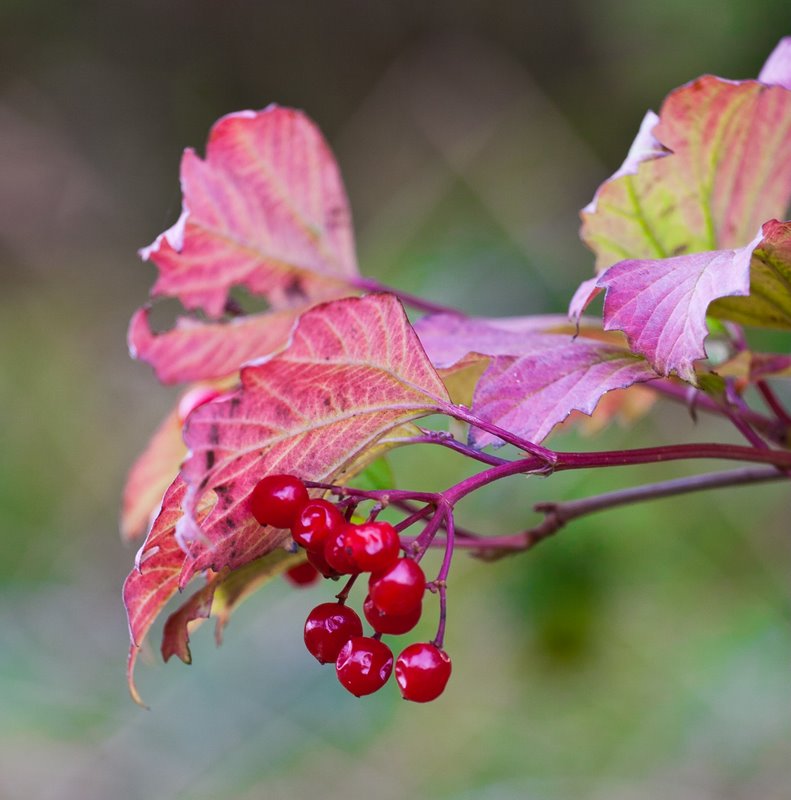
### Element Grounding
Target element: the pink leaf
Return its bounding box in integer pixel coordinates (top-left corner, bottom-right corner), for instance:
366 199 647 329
583 111 669 215
123 477 195 705
582 43 791 271
470 344 658 447
141 106 359 317
758 37 791 90
123 476 300 703
128 306 298 385
568 277 603 322
176 293 449 588
710 219 791 329
414 315 658 446
415 312 615 367
120 405 186 542
120 382 237 541
594 231 763 383
416 313 568 367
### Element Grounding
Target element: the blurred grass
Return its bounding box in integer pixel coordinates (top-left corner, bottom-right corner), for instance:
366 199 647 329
1 3 790 799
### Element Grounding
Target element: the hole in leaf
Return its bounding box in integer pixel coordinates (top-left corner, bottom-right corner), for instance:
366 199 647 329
145 297 204 333
226 285 271 316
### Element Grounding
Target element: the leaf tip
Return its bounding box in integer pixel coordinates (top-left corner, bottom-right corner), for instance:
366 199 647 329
127 646 150 710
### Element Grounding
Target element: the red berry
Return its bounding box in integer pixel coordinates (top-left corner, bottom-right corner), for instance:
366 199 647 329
304 603 363 664
324 528 359 574
283 561 320 587
291 499 345 551
363 594 421 635
306 547 339 579
395 642 452 703
335 636 394 696
249 474 309 529
177 386 222 424
343 521 400 573
369 557 426 616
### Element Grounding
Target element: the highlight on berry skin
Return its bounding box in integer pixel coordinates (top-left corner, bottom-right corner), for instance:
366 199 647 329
249 474 310 529
304 603 363 664
368 557 426 616
395 642 452 703
335 636 394 697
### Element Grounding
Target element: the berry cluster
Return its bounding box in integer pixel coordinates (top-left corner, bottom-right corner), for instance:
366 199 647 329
249 474 452 702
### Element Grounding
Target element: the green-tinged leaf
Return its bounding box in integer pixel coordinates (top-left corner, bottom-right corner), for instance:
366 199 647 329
583 59 791 271
710 220 791 329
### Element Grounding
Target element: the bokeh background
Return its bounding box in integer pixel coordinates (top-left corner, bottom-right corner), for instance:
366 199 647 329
1 2 789 798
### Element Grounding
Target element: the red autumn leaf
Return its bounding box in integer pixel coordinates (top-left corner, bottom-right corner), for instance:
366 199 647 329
581 39 791 271
123 478 301 704
120 405 185 542
131 105 362 385
141 105 359 316
175 293 450 589
123 476 208 705
120 381 237 542
128 306 298 385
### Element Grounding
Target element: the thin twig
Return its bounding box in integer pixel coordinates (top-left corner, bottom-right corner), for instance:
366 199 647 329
757 380 791 426
468 465 787 559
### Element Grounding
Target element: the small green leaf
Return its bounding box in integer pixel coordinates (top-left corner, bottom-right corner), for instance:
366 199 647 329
696 372 727 399
352 457 394 492
710 222 791 330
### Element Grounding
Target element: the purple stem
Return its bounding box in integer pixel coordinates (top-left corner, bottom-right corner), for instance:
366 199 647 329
335 574 358 603
479 464 786 558
394 503 435 535
390 498 483 539
757 380 791 426
722 382 770 450
408 465 787 558
412 429 510 466
443 403 557 464
311 439 791 517
436 440 791 511
412 505 450 559
432 513 453 649
305 480 438 506
652 379 779 435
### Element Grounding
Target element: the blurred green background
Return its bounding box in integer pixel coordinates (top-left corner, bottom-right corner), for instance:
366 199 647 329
1 2 789 798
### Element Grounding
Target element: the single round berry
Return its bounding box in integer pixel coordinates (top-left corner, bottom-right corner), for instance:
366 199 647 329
283 561 320 587
395 642 452 703
249 474 309 529
306 547 339 579
343 521 400 573
335 636 394 696
363 593 421 635
291 499 345 551
324 528 359 574
304 603 363 664
369 557 426 616
177 386 222 424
